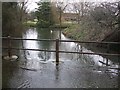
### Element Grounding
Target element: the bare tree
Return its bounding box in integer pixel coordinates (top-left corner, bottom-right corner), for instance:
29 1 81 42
17 0 29 22
96 2 119 29
56 1 69 25
72 0 94 23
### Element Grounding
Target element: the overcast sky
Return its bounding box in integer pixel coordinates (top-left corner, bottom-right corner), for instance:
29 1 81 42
26 0 39 12
26 0 118 12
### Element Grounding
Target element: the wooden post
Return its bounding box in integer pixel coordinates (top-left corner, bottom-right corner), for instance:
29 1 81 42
118 59 120 88
106 58 109 66
44 49 47 61
107 43 110 53
76 44 79 60
59 30 61 40
56 39 59 65
80 45 82 52
80 45 83 59
8 36 12 58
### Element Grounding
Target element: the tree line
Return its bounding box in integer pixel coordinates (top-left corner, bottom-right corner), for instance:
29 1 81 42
35 0 120 30
2 1 120 39
2 2 28 36
62 1 120 41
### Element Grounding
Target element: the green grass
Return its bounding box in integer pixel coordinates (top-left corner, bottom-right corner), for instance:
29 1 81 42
23 21 37 27
62 23 81 40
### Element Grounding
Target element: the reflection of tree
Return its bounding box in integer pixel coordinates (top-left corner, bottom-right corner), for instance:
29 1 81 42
37 28 55 60
37 28 52 50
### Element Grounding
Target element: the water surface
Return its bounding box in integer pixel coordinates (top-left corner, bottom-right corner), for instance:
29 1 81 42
2 28 119 88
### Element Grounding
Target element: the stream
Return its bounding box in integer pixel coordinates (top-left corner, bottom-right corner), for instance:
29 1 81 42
2 27 119 88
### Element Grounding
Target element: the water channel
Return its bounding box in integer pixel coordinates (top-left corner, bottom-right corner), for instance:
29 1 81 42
2 27 119 88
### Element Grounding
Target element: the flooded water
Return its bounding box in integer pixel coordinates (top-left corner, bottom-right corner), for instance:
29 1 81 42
2 28 119 88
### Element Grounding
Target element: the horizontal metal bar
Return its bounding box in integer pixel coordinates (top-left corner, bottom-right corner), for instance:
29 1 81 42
3 47 56 52
2 37 56 42
60 40 120 44
59 51 120 56
1 37 120 44
3 47 120 56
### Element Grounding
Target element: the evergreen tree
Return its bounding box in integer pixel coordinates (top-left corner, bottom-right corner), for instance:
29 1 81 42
35 1 54 28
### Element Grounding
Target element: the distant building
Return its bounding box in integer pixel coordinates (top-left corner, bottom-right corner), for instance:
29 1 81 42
62 13 78 22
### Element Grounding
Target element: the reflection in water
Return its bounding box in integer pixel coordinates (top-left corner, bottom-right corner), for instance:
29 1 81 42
37 28 52 50
21 28 59 69
21 27 119 76
22 28 41 70
3 27 119 88
55 65 60 80
23 28 39 60
22 28 119 69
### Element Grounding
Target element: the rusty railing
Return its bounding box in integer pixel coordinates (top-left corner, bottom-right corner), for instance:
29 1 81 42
2 36 120 64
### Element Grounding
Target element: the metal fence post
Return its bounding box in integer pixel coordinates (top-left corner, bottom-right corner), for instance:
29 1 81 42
8 36 12 57
56 39 59 64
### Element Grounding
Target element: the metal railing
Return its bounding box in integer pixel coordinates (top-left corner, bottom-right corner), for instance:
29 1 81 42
2 36 120 64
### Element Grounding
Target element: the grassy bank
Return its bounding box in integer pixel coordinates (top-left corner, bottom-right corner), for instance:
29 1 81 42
63 24 81 40
62 22 120 54
63 23 90 41
63 21 114 42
